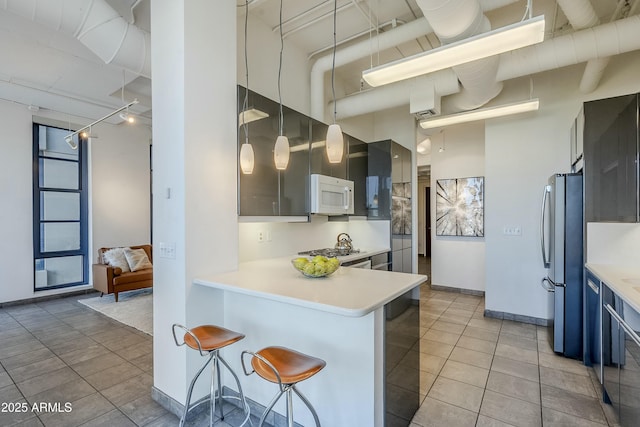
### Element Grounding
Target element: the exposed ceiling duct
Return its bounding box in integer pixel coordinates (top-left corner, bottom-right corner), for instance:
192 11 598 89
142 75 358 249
556 0 609 93
333 13 640 120
415 0 504 111
0 0 151 78
310 0 520 121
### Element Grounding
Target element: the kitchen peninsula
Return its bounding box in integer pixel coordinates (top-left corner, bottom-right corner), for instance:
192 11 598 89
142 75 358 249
194 257 427 426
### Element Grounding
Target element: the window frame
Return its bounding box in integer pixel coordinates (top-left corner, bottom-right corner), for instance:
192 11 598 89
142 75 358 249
32 123 89 291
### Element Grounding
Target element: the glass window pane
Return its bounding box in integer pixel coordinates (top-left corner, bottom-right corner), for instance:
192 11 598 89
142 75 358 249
39 158 79 189
38 126 78 160
35 256 83 288
40 223 80 252
41 192 80 221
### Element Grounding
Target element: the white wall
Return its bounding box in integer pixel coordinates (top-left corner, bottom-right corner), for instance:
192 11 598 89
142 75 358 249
485 52 640 320
239 217 390 262
430 122 486 292
0 99 151 304
237 13 310 116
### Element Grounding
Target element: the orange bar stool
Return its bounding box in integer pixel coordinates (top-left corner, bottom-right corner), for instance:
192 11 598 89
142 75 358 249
241 346 326 427
172 324 250 427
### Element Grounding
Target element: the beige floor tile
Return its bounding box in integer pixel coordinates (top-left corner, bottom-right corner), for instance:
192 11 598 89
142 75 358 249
450 301 479 312
539 351 591 377
423 329 461 346
495 343 539 365
476 415 518 427
480 390 542 427
542 407 608 426
491 356 539 383
498 333 538 351
411 396 477 427
468 318 502 332
457 336 497 355
540 384 608 424
431 320 466 335
486 370 540 405
500 321 537 340
449 346 493 369
463 326 499 343
540 366 597 398
428 376 484 412
416 338 454 359
439 359 489 388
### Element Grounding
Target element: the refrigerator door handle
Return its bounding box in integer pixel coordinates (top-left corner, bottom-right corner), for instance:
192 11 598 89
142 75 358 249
541 277 555 292
540 185 551 268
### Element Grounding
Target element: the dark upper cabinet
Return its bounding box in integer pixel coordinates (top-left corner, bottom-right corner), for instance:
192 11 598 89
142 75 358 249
584 93 639 222
238 87 309 217
348 136 368 217
239 87 366 218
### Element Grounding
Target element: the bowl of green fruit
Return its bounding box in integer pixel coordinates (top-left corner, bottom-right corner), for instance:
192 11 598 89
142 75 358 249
291 255 340 278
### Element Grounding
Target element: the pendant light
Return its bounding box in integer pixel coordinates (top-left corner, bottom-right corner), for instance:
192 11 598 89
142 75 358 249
240 0 255 175
325 0 343 164
273 0 289 170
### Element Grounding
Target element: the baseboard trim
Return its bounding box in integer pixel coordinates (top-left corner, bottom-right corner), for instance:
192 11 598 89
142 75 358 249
0 288 99 308
430 284 484 297
484 309 549 326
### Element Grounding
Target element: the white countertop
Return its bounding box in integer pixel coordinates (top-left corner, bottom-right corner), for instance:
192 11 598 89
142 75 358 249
194 255 426 318
586 263 640 313
332 247 389 263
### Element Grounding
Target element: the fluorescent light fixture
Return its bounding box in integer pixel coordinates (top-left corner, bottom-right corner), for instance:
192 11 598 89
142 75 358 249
419 98 539 129
238 108 269 127
362 15 545 87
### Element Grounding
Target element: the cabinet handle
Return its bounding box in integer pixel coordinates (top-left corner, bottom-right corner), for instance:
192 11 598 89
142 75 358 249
587 280 599 295
344 187 350 210
604 303 640 347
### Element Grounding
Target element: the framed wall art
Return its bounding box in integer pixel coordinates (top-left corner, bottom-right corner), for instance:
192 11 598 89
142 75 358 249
436 176 484 237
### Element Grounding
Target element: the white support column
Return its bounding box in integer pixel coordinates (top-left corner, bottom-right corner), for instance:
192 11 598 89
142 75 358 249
150 0 238 406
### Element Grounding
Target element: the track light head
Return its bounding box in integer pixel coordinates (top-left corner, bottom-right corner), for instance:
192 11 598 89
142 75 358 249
119 112 135 123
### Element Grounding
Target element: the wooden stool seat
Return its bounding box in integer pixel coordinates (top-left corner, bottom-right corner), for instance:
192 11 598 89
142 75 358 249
183 325 245 352
252 346 326 385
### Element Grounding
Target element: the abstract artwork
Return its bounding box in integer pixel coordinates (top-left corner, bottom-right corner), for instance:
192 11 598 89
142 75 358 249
436 177 484 237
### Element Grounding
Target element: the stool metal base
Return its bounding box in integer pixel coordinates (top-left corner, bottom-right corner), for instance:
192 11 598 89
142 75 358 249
258 384 320 427
179 350 249 427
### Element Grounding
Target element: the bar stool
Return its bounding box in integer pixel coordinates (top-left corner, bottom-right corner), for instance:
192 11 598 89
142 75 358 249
172 324 250 427
241 346 326 427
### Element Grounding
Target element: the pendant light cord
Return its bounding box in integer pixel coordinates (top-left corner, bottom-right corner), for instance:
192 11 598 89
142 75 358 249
243 0 250 144
331 0 337 124
278 0 284 136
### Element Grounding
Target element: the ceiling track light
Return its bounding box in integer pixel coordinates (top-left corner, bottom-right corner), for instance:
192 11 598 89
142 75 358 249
420 99 540 129
362 15 545 87
64 99 139 149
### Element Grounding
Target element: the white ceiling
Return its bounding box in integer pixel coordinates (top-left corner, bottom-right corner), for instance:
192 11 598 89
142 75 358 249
0 0 630 128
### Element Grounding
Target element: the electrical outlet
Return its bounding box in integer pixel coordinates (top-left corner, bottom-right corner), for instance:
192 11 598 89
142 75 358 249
158 242 177 258
257 231 264 243
503 226 522 236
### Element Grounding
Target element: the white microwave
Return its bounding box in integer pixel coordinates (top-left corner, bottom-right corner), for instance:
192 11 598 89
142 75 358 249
310 174 354 215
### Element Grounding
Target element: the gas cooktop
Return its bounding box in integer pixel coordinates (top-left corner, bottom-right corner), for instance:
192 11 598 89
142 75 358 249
298 248 361 258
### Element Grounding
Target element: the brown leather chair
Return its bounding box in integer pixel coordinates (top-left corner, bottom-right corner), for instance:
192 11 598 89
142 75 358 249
92 245 152 302
242 346 326 427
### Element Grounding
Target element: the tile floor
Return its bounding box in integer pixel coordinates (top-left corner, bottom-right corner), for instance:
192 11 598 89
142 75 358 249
0 258 622 426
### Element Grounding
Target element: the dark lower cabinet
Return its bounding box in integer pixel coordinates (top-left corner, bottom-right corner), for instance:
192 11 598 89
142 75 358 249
385 296 420 426
601 284 640 426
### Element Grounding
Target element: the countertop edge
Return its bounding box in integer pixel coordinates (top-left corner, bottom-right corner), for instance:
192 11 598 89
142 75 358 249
585 263 640 314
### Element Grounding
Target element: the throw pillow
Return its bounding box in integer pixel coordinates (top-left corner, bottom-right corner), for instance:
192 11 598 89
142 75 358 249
103 248 131 273
124 247 153 272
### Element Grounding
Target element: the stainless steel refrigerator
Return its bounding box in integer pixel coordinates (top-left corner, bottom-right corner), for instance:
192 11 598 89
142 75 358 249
540 173 584 359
